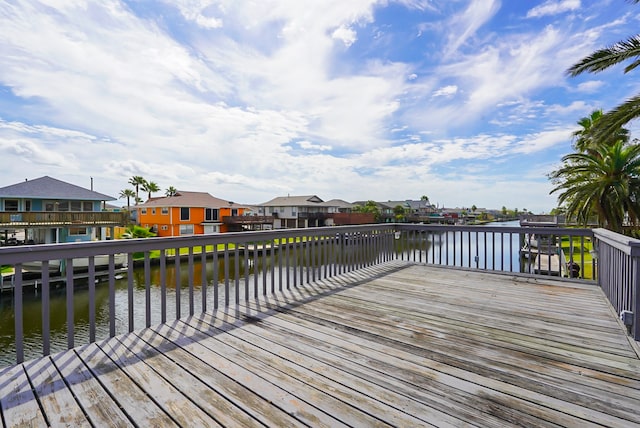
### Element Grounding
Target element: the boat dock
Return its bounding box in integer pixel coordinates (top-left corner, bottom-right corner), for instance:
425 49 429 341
0 268 128 292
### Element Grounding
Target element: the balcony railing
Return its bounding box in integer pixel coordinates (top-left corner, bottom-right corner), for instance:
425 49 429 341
223 215 274 225
297 212 326 219
593 229 640 339
0 223 637 365
0 211 129 228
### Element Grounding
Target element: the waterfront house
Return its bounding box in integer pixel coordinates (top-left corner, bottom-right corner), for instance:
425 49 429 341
260 195 329 228
0 176 127 244
136 191 248 236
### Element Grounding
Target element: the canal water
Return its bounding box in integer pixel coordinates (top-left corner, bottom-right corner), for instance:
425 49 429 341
420 220 523 271
0 221 522 366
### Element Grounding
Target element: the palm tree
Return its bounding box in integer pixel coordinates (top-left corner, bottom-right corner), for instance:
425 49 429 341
550 140 640 232
393 205 406 222
353 200 381 222
119 189 135 211
142 181 160 201
128 176 146 204
121 225 156 239
567 1 640 138
571 109 629 154
165 186 177 197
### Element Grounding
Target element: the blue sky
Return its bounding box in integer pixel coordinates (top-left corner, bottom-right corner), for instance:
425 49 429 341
1 0 638 212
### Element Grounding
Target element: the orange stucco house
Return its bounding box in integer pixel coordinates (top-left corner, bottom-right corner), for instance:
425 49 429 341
136 191 245 237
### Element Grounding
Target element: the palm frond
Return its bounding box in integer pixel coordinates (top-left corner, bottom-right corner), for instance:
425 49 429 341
567 35 640 76
593 94 640 138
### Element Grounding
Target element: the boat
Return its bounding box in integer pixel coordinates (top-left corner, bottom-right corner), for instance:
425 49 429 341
21 254 128 273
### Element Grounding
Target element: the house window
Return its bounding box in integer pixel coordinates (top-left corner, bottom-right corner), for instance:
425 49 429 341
161 225 168 231
161 207 168 215
70 201 81 211
68 227 88 235
25 200 31 211
58 201 69 211
152 208 156 215
179 224 193 235
83 201 93 211
180 207 190 221
205 208 219 221
140 208 147 215
231 209 238 216
4 200 18 211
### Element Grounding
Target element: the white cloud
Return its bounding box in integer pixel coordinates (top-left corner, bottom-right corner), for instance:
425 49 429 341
544 101 592 117
511 127 573 154
332 26 358 47
575 80 605 93
432 85 458 98
527 0 581 19
298 141 332 151
166 0 223 28
444 0 501 57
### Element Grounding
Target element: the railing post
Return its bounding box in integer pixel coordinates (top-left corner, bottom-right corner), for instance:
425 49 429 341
633 256 640 341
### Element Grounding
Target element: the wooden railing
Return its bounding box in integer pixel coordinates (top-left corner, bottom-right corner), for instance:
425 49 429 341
222 215 274 225
593 229 640 340
0 211 129 227
395 224 596 279
2 223 638 366
0 224 396 364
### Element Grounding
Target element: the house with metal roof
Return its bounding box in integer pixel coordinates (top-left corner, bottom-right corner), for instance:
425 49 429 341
0 176 127 245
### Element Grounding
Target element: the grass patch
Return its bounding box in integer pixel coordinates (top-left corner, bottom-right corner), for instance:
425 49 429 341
560 236 595 280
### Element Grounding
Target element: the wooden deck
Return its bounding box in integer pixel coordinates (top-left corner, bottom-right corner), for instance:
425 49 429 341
2 262 640 427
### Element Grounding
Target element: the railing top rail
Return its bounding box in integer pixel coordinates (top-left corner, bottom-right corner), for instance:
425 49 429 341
0 223 396 264
395 223 594 236
593 228 640 256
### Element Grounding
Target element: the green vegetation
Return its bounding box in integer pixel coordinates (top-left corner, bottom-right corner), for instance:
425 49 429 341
120 225 156 239
119 188 135 211
121 176 176 208
352 200 381 222
165 186 178 197
550 119 640 233
559 236 595 280
553 1 640 234
128 175 146 204
141 181 160 200
567 0 640 141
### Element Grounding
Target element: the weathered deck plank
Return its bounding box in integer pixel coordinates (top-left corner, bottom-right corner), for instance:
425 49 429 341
1 263 639 427
23 356 91 427
0 363 47 427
